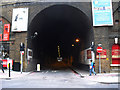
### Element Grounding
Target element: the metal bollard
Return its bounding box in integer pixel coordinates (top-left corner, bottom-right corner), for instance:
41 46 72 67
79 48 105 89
37 64 40 71
9 63 10 77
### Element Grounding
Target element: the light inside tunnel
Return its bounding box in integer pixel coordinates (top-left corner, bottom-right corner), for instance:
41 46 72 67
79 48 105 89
75 38 80 43
28 4 94 69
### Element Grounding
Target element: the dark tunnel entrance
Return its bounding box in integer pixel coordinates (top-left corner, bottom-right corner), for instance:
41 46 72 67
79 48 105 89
28 5 94 70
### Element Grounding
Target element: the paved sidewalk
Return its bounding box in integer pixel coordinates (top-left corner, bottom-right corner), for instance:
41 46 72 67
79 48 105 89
0 70 30 79
0 69 119 84
75 69 120 84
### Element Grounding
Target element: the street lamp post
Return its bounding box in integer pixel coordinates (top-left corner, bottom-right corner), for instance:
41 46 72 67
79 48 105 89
24 32 38 70
20 42 25 74
31 32 38 39
91 42 95 62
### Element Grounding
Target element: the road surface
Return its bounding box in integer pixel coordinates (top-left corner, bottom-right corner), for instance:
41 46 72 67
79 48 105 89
1 69 118 89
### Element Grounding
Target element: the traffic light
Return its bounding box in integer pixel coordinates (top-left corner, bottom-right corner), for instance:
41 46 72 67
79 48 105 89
91 45 94 51
20 43 25 51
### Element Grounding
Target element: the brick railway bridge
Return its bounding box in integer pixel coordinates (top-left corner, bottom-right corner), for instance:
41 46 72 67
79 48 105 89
0 1 120 73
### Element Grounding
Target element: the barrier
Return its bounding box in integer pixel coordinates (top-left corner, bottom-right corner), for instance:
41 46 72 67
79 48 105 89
37 64 40 71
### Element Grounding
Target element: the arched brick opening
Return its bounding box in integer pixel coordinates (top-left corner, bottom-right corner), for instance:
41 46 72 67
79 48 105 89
28 4 94 70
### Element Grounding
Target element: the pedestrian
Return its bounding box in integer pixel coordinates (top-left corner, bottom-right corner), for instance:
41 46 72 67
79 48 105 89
93 62 95 71
89 59 96 76
0 60 4 73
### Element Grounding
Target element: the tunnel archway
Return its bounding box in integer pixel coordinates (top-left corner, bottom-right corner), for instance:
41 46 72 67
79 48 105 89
28 4 94 70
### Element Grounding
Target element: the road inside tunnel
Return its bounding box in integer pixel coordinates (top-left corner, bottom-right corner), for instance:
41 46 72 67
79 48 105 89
28 5 94 70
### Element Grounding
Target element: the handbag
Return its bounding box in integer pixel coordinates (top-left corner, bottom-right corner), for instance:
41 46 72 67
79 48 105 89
90 66 92 69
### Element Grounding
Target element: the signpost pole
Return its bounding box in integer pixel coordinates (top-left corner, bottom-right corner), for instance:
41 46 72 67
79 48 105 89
99 53 101 73
97 45 103 73
20 43 24 74
9 63 10 77
20 52 23 74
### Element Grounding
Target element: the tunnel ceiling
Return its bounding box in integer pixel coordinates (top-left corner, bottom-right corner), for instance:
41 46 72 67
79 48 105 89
28 4 92 64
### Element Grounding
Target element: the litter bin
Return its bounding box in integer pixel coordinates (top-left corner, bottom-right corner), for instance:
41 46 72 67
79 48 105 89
13 62 20 71
37 64 40 71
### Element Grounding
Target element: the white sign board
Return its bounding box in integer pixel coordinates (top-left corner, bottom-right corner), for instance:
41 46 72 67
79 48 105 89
11 8 29 32
7 59 13 70
84 48 92 65
92 0 113 26
27 48 33 61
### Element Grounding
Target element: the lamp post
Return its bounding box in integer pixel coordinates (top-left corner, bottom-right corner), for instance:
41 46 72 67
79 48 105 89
91 42 95 62
31 32 38 39
24 32 38 70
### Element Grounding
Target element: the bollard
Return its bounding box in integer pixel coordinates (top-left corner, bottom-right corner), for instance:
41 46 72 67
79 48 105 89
9 63 10 77
20 51 23 74
37 64 40 71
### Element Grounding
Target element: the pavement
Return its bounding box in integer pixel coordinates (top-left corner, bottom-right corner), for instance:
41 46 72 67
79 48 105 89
0 69 30 79
0 69 120 84
74 69 120 84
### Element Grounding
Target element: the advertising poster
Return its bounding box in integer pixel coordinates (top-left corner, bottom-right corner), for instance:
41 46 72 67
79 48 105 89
2 59 7 67
92 0 113 26
7 59 13 69
112 44 120 64
0 34 2 41
2 59 13 69
3 24 10 41
27 48 33 61
96 49 107 59
11 8 29 32
87 49 91 59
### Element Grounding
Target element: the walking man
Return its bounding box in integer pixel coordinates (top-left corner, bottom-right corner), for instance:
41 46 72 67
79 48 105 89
0 60 4 73
89 59 96 76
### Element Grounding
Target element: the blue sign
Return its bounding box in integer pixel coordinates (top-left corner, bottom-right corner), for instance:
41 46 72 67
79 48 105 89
92 0 113 26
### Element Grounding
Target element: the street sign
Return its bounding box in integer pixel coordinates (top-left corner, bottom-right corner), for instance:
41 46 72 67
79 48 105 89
20 51 24 55
97 46 103 53
20 43 25 51
97 46 103 73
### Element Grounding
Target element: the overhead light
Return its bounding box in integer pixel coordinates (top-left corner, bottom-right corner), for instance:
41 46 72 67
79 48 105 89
115 37 118 44
34 32 38 36
115 20 119 24
98 44 102 46
72 44 74 47
75 38 80 42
